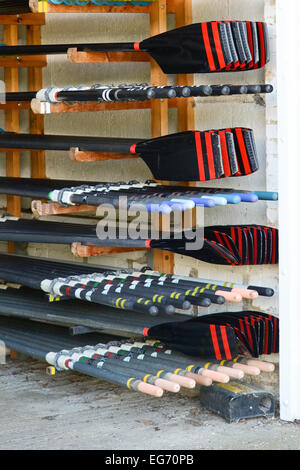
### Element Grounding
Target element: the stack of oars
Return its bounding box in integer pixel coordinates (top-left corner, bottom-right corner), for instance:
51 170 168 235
0 177 278 212
0 219 278 266
0 284 277 359
0 317 276 397
0 253 274 310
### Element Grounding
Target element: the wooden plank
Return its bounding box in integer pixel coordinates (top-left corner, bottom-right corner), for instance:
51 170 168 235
71 243 146 258
31 98 152 115
69 148 136 162
67 48 149 64
4 25 21 229
148 0 174 274
0 56 47 67
0 102 30 110
26 24 46 179
31 97 180 114
31 201 95 216
174 0 195 213
175 0 195 132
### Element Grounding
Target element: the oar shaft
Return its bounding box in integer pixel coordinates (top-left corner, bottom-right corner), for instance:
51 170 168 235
0 132 139 153
0 42 136 56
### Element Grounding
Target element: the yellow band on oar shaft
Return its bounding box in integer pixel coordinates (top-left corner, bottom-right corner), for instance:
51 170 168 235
38 1 48 13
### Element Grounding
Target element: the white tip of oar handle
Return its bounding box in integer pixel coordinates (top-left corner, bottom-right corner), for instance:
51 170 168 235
217 365 244 379
233 363 260 376
137 382 164 397
247 360 275 372
169 374 196 389
232 288 259 300
216 290 242 302
155 378 180 393
201 369 230 383
186 372 212 386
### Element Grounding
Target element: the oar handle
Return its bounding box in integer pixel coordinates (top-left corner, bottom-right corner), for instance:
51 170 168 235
247 285 274 297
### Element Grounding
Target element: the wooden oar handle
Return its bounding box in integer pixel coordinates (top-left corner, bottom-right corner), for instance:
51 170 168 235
215 290 242 302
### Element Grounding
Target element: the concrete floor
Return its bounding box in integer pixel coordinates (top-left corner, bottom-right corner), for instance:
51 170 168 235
1 356 300 450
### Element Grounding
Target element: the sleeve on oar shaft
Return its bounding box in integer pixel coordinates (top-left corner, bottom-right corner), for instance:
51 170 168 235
0 21 269 74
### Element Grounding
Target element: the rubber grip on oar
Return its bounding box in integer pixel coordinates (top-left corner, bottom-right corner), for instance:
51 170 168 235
247 359 275 372
247 285 274 297
168 374 196 389
155 378 180 393
232 363 260 376
215 290 242 302
201 369 230 383
185 372 212 386
217 365 244 379
231 288 259 299
137 382 164 397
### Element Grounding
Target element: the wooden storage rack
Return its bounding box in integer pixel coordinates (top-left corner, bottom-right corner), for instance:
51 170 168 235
1 0 195 275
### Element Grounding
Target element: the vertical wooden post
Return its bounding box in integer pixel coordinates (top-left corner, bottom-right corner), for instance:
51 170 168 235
27 24 46 178
174 0 195 132
150 0 174 274
4 24 21 254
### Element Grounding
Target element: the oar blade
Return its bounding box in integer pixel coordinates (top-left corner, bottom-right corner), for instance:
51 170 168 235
136 128 259 182
139 21 269 74
147 319 240 360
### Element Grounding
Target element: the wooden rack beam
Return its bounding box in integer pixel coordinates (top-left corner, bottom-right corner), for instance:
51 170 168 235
31 200 95 216
68 48 149 64
69 148 136 162
4 24 21 241
31 97 180 115
27 23 46 179
148 0 172 275
71 242 146 258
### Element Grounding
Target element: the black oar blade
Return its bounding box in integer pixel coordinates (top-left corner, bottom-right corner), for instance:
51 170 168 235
146 318 240 360
136 131 200 181
136 128 258 182
139 21 269 74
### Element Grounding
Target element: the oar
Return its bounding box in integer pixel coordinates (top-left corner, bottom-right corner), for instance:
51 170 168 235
0 327 164 397
0 127 258 181
101 341 242 381
0 286 235 360
35 83 273 104
0 219 278 265
0 21 270 74
138 269 260 300
3 83 273 105
153 344 276 372
0 176 274 208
